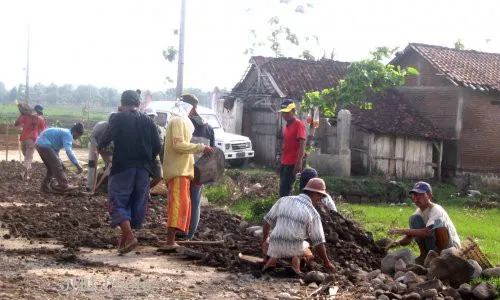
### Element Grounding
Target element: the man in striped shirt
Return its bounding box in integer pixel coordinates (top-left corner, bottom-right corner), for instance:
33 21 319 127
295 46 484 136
261 178 336 275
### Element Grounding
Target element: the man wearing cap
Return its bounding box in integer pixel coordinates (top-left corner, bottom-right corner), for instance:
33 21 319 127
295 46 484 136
35 123 84 193
98 90 162 255
299 168 337 213
278 99 306 197
162 95 214 249
261 178 337 275
387 181 461 264
14 104 46 180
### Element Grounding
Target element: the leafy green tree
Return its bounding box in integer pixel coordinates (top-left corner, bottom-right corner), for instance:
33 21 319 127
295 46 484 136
301 47 419 117
7 87 18 102
454 39 465 50
0 81 7 102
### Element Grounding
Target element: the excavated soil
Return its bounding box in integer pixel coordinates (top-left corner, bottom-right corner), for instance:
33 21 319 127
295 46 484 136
0 161 384 274
0 161 390 299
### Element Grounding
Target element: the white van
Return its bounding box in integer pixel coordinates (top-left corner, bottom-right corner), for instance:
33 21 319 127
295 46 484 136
147 101 254 166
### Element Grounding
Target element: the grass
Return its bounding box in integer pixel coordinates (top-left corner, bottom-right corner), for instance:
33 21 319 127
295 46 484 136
0 104 109 123
342 203 500 266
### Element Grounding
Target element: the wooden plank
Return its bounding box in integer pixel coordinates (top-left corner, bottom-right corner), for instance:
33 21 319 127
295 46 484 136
177 240 224 246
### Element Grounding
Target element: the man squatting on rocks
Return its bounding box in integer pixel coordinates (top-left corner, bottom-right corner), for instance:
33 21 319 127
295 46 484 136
278 99 306 197
387 181 461 264
261 178 337 275
162 97 214 249
175 94 216 240
98 90 162 254
35 123 84 193
15 104 46 180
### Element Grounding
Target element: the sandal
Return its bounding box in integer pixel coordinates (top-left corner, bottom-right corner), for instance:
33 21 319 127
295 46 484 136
118 238 138 255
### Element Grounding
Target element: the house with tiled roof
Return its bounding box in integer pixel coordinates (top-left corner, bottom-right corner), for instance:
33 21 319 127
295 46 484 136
222 56 448 179
391 43 500 186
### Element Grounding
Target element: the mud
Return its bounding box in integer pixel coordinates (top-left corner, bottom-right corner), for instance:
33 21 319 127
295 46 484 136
0 160 383 299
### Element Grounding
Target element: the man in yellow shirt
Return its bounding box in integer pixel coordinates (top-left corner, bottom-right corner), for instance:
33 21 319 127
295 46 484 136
162 96 214 249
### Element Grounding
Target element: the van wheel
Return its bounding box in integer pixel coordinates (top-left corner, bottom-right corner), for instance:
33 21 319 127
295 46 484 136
228 158 248 168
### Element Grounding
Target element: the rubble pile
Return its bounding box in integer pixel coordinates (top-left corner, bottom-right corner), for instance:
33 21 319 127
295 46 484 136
346 248 499 300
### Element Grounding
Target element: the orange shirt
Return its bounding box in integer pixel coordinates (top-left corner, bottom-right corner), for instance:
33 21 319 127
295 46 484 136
16 115 47 141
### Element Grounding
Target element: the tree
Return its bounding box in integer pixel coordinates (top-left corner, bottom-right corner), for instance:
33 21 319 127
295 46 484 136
0 81 7 102
301 47 419 117
244 0 322 59
454 39 465 50
7 87 18 102
300 47 419 158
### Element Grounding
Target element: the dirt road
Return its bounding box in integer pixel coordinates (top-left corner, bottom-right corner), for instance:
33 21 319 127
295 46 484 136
0 161 364 299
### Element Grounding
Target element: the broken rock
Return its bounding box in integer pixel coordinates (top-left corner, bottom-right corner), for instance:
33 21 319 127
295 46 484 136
466 259 482 280
423 250 439 268
472 282 498 300
381 248 415 274
427 253 474 288
402 292 421 300
482 267 500 278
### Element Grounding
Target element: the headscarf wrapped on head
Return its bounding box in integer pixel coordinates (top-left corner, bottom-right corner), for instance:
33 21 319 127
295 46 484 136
170 100 194 134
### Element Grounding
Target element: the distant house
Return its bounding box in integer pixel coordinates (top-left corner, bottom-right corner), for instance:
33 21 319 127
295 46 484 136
225 56 349 166
223 56 448 180
391 43 500 186
349 89 450 179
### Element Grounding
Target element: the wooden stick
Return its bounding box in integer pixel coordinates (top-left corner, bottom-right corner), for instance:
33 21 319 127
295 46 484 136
5 124 9 161
176 240 225 246
18 134 21 162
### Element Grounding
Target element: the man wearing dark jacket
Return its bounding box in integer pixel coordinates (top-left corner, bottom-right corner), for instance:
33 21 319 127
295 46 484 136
98 90 162 255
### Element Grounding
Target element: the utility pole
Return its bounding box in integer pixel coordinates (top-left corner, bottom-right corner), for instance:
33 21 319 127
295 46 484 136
175 0 186 98
25 26 30 104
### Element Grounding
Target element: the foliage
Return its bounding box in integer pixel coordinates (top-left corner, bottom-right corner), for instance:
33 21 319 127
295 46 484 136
301 47 419 117
454 39 465 50
162 46 178 62
204 183 230 205
244 0 324 59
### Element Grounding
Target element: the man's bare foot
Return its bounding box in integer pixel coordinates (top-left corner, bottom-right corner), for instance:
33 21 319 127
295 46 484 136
118 237 138 255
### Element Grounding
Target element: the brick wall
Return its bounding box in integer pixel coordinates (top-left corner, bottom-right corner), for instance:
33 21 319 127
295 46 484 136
459 90 500 172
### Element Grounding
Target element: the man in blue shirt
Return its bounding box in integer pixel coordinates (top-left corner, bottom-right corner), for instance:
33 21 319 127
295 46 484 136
35 123 84 193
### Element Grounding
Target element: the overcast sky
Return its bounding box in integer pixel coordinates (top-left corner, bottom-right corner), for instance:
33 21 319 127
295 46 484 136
1 0 499 93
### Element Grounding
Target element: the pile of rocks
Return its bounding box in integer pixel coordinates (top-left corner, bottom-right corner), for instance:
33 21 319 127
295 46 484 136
347 248 499 300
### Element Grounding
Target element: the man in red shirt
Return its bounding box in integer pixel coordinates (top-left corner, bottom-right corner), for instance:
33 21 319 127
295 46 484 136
278 99 306 197
14 104 47 180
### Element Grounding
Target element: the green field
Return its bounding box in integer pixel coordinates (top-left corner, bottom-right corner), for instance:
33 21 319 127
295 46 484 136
0 104 109 123
342 203 500 266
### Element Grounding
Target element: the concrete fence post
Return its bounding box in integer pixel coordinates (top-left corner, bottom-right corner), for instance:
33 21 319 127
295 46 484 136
337 109 351 177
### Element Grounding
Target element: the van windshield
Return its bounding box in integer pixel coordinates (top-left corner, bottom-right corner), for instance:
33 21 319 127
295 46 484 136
200 114 222 129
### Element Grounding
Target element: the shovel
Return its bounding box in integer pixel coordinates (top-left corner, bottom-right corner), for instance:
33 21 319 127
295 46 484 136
91 164 111 194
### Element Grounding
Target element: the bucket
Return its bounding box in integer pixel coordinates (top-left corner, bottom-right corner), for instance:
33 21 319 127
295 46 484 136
193 147 225 184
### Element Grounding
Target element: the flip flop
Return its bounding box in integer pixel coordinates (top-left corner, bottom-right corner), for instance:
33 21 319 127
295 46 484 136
158 244 185 253
118 238 138 255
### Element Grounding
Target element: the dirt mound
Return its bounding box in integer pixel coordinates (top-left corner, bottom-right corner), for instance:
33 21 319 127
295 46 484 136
316 204 385 270
0 161 383 276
